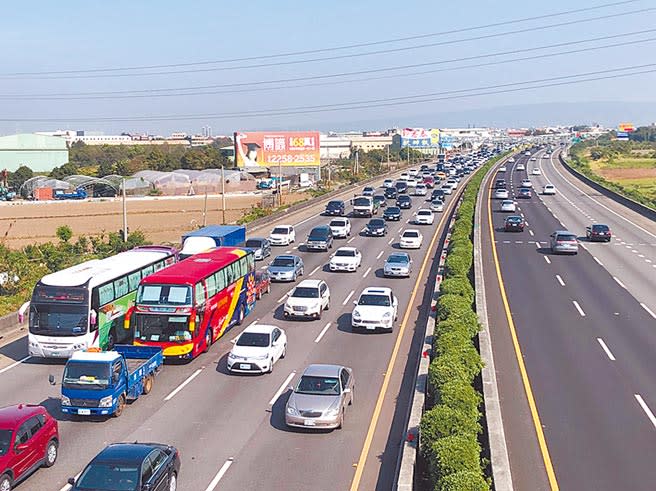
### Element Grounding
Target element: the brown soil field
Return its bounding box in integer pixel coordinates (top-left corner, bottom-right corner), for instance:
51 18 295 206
0 191 310 249
598 168 656 180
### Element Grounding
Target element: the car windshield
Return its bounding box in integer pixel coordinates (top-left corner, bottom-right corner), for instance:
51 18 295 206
368 220 385 227
386 207 400 213
291 287 319 298
76 463 140 491
0 430 11 456
502 201 513 205
335 250 356 257
236 332 270 347
309 228 330 238
418 211 431 215
353 198 371 206
359 294 391 307
272 258 294 267
507 217 522 223
245 239 263 247
134 314 191 343
327 201 342 208
296 375 340 396
330 220 346 227
399 197 410 202
28 303 88 337
63 362 111 390
403 232 419 238
387 255 408 264
272 227 290 235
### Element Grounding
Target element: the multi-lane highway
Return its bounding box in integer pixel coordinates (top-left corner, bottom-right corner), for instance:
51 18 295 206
481 148 656 490
0 165 478 491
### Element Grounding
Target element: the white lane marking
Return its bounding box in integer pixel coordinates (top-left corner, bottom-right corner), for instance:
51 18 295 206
593 256 604 266
597 338 616 361
309 265 320 276
0 356 31 375
347 237 356 244
647 259 653 263
635 394 656 430
343 290 355 305
639 254 645 258
260 265 268 270
613 276 627 289
204 458 235 491
640 303 656 319
376 250 384 259
246 319 259 328
529 230 534 236
555 275 565 287
535 241 541 248
572 300 586 317
164 368 204 401
293 246 298 250
388 237 395 244
314 322 332 343
295 213 321 227
269 371 296 405
363 266 372 278
544 256 551 264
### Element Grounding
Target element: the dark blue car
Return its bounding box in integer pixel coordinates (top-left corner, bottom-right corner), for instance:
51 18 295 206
383 206 402 221
325 200 345 216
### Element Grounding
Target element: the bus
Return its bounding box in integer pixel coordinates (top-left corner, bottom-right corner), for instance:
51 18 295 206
127 247 256 360
24 246 178 358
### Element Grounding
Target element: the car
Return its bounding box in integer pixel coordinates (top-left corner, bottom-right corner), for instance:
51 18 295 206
383 206 402 221
423 176 435 188
394 181 408 195
69 443 180 491
430 189 445 201
530 157 537 161
399 172 409 181
384 187 398 199
0 404 59 491
500 200 517 212
329 247 362 272
245 237 271 261
413 184 428 196
508 157 515 163
284 279 330 320
516 163 526 171
494 189 509 199
430 199 444 212
445 178 458 189
400 229 423 249
254 270 271 299
586 224 612 242
406 178 418 188
542 154 550 159
494 179 506 189
285 364 354 430
498 165 507 172
269 225 295 246
414 209 435 225
550 230 579 254
396 195 412 209
372 194 387 209
517 187 532 199
382 179 394 189
351 287 398 331
324 200 346 216
365 218 388 236
441 184 453 195
543 184 556 195
228 324 287 373
306 225 334 251
362 186 375 197
504 215 525 232
384 252 413 277
520 179 532 188
329 218 351 238
531 168 541 175
268 255 304 282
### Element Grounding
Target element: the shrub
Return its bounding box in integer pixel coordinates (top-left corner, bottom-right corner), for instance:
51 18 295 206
428 353 471 389
444 252 472 277
439 276 475 302
435 328 474 356
439 380 482 420
435 319 478 339
432 433 482 479
438 342 484 382
436 294 472 320
439 470 489 491
421 404 482 444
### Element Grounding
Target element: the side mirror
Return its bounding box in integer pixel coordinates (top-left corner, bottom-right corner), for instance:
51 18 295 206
90 309 97 326
48 374 56 386
67 478 76 486
353 301 358 306
231 338 237 344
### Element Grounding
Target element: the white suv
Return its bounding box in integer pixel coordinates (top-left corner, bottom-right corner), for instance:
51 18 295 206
269 225 296 246
329 247 362 272
351 287 398 331
414 209 435 225
400 229 423 249
284 279 330 320
329 218 351 238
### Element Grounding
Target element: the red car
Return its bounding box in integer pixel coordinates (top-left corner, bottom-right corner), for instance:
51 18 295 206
423 176 435 188
255 271 271 299
0 404 59 490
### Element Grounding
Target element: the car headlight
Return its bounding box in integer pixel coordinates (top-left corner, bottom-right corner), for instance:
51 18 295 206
254 352 269 360
61 396 71 406
382 312 392 319
99 395 113 408
287 406 298 415
325 407 340 417
228 352 236 360
352 310 361 320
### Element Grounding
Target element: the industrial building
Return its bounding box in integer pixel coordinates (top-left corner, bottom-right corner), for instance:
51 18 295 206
0 133 69 172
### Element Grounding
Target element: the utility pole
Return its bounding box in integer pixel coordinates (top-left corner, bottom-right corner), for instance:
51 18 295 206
202 190 208 227
355 149 359 175
278 161 283 207
121 178 128 242
221 166 226 224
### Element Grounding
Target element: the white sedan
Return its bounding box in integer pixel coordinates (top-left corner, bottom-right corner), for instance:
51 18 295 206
498 165 507 172
516 163 526 171
269 225 296 246
494 189 509 199
284 279 330 320
531 168 541 176
400 229 423 249
414 209 435 225
500 200 517 212
329 218 351 238
543 184 557 195
227 324 287 374
430 200 444 212
329 247 362 272
520 179 533 188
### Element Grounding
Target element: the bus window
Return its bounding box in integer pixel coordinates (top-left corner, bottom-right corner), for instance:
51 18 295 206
238 258 248 277
195 282 206 306
114 276 129 298
128 272 141 291
247 254 255 271
216 269 226 292
206 274 217 297
142 265 154 278
98 283 115 305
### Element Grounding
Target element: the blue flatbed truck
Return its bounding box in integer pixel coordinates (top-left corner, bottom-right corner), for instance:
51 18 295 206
58 345 162 417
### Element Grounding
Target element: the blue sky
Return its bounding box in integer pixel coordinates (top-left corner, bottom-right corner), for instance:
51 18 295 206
1 0 655 134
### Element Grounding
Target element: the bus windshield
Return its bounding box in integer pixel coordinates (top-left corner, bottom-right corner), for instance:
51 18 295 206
134 314 192 343
29 303 88 336
136 284 192 306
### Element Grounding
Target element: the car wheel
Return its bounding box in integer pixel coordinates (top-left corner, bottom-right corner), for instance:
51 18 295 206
325 300 330 311
300 268 304 276
266 283 271 294
169 472 177 491
44 439 58 467
0 475 11 491
142 374 154 395
204 329 212 353
317 309 322 320
106 329 116 350
268 358 274 374
349 388 354 406
292 273 297 282
237 305 245 325
114 394 127 417
281 344 287 359
337 409 345 429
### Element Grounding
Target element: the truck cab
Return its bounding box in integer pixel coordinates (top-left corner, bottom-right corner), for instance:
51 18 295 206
352 196 378 218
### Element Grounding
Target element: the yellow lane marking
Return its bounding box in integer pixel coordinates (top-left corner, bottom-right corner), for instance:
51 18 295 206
486 174 560 490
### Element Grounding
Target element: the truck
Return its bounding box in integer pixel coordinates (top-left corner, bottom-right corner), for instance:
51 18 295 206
180 225 246 259
54 188 88 200
56 345 163 417
352 196 378 218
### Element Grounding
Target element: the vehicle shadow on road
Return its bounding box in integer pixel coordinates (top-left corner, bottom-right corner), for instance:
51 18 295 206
0 334 31 363
268 391 333 434
535 247 553 255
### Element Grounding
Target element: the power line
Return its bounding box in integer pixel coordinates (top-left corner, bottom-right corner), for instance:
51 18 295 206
0 0 638 77
3 64 652 122
3 29 654 100
2 7 653 80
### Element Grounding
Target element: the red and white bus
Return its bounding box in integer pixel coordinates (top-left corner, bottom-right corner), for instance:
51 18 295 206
126 247 256 360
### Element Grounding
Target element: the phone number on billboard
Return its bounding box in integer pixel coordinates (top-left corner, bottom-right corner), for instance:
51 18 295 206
266 154 318 164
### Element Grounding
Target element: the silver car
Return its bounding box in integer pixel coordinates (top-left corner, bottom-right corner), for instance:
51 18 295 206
384 252 412 277
285 364 354 430
550 230 579 255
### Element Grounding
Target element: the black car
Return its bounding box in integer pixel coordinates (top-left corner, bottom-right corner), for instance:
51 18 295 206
70 443 180 491
495 179 506 189
306 225 334 251
325 200 345 216
430 189 445 201
586 223 612 242
396 195 412 209
383 206 402 221
384 187 398 199
504 215 524 232
365 218 388 236
394 181 408 194
373 194 387 209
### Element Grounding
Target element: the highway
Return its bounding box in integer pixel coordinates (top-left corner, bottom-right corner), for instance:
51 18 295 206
481 149 656 490
0 166 473 490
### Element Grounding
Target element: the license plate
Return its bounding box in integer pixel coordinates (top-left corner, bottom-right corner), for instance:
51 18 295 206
367 326 376 330
239 364 250 370
77 409 91 415
304 420 316 426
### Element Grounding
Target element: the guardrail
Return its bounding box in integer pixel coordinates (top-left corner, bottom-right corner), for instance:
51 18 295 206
558 152 656 221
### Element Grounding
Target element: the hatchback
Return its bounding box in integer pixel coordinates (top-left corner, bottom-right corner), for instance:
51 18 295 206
284 280 330 320
550 231 579 255
306 226 333 251
372 194 387 209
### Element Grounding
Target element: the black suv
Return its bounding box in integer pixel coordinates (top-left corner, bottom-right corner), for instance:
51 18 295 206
365 218 388 236
429 189 445 201
383 206 402 221
586 223 612 242
384 187 398 199
325 200 345 216
397 195 412 209
306 225 334 251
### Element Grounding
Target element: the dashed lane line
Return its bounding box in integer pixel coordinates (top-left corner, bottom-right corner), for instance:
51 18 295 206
597 338 616 361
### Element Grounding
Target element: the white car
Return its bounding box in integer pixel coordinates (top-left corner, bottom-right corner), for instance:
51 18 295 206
400 229 423 249
430 199 444 212
500 200 517 212
284 279 330 320
329 247 362 272
351 287 398 331
494 189 509 199
508 157 515 163
498 165 507 172
543 184 556 195
408 168 419 178
542 154 550 159
269 225 295 246
516 163 526 171
531 168 541 176
441 184 453 195
414 184 428 196
227 324 287 374
445 179 458 189
399 172 409 181
383 179 394 188
329 218 351 238
530 157 537 161
414 209 435 225
520 179 533 188
406 178 418 188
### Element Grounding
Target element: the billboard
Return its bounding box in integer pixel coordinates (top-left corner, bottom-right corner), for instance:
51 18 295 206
618 122 635 133
440 135 454 150
234 131 320 167
399 128 433 148
430 129 440 147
